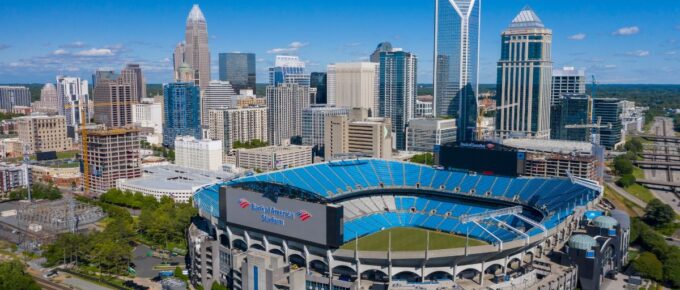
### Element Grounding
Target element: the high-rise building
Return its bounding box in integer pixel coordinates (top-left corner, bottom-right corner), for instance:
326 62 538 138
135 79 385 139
552 67 586 105
32 83 59 114
370 42 393 63
16 115 70 153
218 52 256 92
378 49 417 150
415 95 434 118
324 108 392 160
175 136 223 171
93 67 139 128
56 76 89 142
173 42 186 81
201 80 236 126
208 106 268 153
266 83 309 146
0 86 31 112
310 72 328 104
327 62 379 112
495 7 553 139
301 105 350 152
121 64 147 101
184 4 211 89
405 118 457 152
83 127 142 195
268 56 309 86
551 94 591 142
132 99 163 145
163 82 202 147
593 98 624 149
434 0 481 143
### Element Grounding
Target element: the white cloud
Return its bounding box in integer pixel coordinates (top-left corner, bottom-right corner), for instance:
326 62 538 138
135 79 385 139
613 26 640 36
267 41 308 54
52 49 68 55
568 33 586 41
75 48 113 56
626 50 650 57
604 64 618 69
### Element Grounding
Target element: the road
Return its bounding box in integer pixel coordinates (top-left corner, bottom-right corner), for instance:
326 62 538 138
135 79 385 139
640 117 680 215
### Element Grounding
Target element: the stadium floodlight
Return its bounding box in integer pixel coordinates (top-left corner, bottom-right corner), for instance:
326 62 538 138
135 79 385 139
460 206 523 224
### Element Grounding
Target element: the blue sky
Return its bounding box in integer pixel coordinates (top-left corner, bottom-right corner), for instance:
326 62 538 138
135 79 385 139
1 0 679 84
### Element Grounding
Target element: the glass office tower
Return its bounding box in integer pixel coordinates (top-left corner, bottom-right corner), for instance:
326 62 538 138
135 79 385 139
218 52 256 93
434 0 481 142
379 50 417 151
163 82 202 147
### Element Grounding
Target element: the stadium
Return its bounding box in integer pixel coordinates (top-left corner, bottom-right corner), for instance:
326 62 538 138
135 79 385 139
190 158 605 290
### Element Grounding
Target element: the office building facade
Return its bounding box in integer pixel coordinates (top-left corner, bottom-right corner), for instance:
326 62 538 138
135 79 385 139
218 52 256 92
301 105 350 151
327 62 379 112
93 67 139 128
378 50 417 150
310 72 328 104
405 118 457 152
0 86 31 113
266 83 309 146
175 136 223 171
324 108 392 160
268 55 309 86
83 128 142 195
552 67 586 105
16 115 70 153
208 106 268 153
163 82 202 147
434 0 481 142
495 7 553 139
201 80 236 126
184 4 211 89
56 76 89 142
551 94 592 142
593 98 623 149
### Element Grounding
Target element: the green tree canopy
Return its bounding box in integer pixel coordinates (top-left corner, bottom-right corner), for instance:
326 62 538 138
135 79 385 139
616 174 636 187
633 252 663 281
644 199 676 227
613 157 634 175
0 260 40 290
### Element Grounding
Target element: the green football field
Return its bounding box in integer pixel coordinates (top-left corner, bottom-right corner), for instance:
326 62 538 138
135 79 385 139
340 227 487 251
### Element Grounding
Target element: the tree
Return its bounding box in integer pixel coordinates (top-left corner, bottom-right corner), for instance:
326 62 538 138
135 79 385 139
613 157 634 175
644 199 676 227
663 247 680 288
633 252 663 281
625 137 644 154
0 260 40 290
174 266 188 282
616 174 636 187
211 282 229 290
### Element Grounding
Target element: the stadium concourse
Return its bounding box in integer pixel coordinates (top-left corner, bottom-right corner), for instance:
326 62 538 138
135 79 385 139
190 158 604 290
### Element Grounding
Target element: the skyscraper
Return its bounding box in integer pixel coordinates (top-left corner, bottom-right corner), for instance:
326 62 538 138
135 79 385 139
218 52 256 93
121 64 147 101
326 62 379 112
56 76 89 142
93 70 135 128
268 56 309 87
173 42 186 81
310 72 327 104
33 83 59 114
163 82 202 147
201 80 236 126
434 0 481 142
552 67 586 105
184 4 210 89
266 83 309 146
370 42 393 63
0 86 31 112
378 49 417 150
495 7 553 139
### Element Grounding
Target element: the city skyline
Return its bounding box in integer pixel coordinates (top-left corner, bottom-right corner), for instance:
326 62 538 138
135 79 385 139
0 0 678 84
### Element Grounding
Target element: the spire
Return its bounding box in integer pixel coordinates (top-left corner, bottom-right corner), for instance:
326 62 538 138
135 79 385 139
509 6 544 29
186 4 206 23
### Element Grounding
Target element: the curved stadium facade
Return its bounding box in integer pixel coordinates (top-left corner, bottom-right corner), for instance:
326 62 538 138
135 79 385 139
190 159 604 289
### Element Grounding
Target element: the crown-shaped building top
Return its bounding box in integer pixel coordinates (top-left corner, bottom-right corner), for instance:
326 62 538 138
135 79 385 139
509 6 544 29
187 4 206 23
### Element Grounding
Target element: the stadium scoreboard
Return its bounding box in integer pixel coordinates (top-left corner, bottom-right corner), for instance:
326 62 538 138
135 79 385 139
219 186 344 248
436 142 526 177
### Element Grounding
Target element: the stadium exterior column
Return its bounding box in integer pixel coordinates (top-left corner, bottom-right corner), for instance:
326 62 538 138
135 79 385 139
503 256 508 275
282 240 289 263
388 232 393 283
452 264 457 282
303 245 311 275
262 235 270 252
355 259 361 289
326 250 334 289
480 261 485 287
226 227 234 248
244 231 251 248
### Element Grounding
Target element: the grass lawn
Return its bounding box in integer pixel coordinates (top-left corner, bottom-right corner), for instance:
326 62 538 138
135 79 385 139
624 183 655 203
56 150 80 159
340 227 487 251
632 166 646 179
604 186 644 217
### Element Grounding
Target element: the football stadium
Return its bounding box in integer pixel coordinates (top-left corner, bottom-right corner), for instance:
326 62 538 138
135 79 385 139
189 159 628 290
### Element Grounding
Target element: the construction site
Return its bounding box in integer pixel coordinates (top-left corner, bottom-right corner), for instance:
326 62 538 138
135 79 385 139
0 199 105 250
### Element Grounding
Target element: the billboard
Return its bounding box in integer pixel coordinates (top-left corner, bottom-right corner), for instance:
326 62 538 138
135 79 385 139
220 187 344 248
36 151 57 161
436 142 525 177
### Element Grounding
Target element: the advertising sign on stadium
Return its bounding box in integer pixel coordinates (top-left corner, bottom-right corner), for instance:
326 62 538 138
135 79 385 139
220 187 344 248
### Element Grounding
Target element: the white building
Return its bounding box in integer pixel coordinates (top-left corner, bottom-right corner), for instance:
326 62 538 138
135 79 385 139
232 145 312 172
552 67 586 105
301 105 350 149
174 136 223 171
201 80 236 126
32 83 59 115
415 95 434 118
116 165 238 203
620 101 646 133
208 106 268 152
405 119 457 152
132 98 163 145
327 62 379 113
56 76 89 142
266 83 309 146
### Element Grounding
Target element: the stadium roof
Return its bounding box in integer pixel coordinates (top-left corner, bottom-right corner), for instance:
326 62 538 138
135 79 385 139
119 165 237 192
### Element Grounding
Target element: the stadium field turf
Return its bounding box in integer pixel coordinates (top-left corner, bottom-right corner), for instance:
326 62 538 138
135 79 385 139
340 227 487 251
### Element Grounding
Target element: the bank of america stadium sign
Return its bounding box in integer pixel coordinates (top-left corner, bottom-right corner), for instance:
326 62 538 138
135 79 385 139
238 198 312 225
